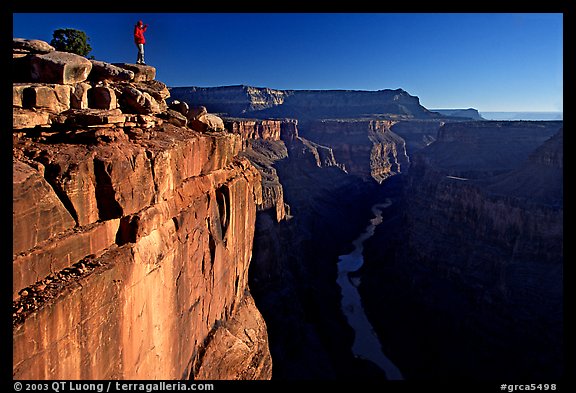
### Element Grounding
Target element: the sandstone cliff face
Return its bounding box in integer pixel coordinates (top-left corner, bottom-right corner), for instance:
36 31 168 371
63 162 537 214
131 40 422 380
13 127 270 380
300 119 409 183
223 119 289 223
216 115 388 379
169 85 287 116
170 85 437 120
12 38 271 380
359 122 563 379
224 118 284 145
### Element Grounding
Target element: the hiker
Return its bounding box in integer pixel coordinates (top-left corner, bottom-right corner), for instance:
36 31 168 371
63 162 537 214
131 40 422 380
134 20 148 64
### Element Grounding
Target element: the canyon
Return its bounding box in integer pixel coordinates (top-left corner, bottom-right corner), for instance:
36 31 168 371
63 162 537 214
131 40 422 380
13 37 563 382
172 85 563 380
360 122 563 379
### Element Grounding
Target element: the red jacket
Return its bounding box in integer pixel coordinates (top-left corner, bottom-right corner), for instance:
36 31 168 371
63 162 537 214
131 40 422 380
134 24 148 44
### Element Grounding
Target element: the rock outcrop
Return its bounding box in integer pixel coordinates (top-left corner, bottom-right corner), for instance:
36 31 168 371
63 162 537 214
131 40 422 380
13 39 175 131
30 51 93 84
12 38 271 380
13 38 55 54
224 119 284 146
89 60 135 82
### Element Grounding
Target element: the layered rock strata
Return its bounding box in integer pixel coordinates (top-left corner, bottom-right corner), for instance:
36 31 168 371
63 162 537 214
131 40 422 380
223 118 289 223
299 119 409 183
169 85 438 120
12 38 271 380
223 118 342 223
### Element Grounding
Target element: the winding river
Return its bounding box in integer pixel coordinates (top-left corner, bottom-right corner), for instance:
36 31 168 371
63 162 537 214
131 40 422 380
336 199 404 380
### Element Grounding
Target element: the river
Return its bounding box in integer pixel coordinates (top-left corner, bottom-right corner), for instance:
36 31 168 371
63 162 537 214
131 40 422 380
336 199 404 380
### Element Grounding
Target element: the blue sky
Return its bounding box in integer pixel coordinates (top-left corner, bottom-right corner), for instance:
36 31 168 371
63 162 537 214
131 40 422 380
13 13 563 112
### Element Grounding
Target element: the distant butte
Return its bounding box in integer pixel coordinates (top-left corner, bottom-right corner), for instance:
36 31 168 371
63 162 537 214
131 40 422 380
169 85 442 120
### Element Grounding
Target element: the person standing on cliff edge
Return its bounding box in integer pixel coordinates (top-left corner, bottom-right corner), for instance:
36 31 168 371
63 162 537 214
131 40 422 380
134 20 148 65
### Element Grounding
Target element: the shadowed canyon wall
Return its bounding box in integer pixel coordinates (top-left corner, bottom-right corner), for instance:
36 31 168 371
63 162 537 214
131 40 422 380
224 115 563 380
360 121 563 379
223 117 396 379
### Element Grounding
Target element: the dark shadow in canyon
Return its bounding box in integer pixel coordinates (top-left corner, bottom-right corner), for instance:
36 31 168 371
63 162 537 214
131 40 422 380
171 86 563 381
247 120 563 381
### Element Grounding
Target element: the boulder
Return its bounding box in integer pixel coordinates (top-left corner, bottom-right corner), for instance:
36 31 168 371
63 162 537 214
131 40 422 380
89 60 135 82
22 84 72 113
13 108 51 129
113 63 156 82
120 85 161 114
132 80 169 112
71 82 91 109
13 38 55 54
88 86 118 110
168 100 189 116
161 109 188 127
186 105 207 121
189 114 225 132
55 108 125 127
30 51 92 85
133 80 170 102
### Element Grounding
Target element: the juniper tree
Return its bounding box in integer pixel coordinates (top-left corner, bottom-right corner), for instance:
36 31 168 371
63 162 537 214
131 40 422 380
50 28 93 58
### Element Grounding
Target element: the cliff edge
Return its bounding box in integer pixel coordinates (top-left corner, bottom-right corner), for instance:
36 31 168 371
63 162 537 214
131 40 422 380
12 38 272 380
